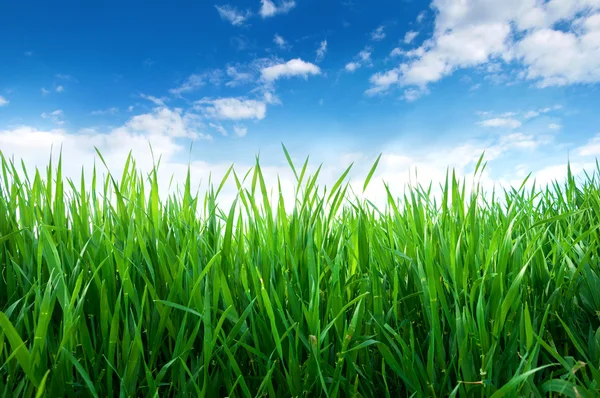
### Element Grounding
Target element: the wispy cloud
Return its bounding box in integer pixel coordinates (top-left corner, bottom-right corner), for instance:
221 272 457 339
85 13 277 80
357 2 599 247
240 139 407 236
56 85 64 93
196 97 267 120
215 5 251 26
24 51 33 57
41 109 64 125
477 117 522 128
56 74 76 81
225 66 254 87
404 31 419 44
91 107 119 116
273 34 289 49
345 46 373 72
233 125 248 137
523 105 562 119
140 94 167 106
259 0 296 18
169 74 206 96
41 88 50 96
316 40 328 62
371 26 386 41
209 122 228 136
0 96 9 107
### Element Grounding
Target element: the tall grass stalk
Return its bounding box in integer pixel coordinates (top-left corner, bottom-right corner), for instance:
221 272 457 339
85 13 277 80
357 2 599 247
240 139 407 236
1 148 599 397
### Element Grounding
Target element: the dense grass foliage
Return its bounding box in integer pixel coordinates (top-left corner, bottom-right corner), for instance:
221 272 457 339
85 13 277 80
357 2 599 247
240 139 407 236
1 148 600 397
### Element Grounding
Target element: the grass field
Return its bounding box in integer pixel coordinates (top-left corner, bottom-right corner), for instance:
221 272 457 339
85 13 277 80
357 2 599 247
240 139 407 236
1 148 600 397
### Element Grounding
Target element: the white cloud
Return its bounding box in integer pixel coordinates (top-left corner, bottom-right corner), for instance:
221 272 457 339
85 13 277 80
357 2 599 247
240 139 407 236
128 105 135 112
498 132 549 150
41 109 65 125
577 134 600 156
273 34 288 48
345 62 360 72
478 117 522 128
140 94 167 106
416 11 426 24
365 69 401 95
225 66 254 87
548 123 561 130
261 59 321 81
371 26 386 41
0 96 8 107
215 5 251 26
123 107 209 139
523 104 562 119
344 47 373 72
260 0 295 18
91 107 119 116
41 88 50 96
404 31 419 44
56 85 64 93
56 74 75 81
316 40 328 62
515 17 600 87
0 108 212 198
169 74 205 96
366 1 600 98
196 97 267 120
209 122 228 136
402 87 428 101
233 125 248 137
390 48 404 57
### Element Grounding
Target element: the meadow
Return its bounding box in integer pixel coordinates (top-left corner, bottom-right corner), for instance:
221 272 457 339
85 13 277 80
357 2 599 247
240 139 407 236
0 147 599 397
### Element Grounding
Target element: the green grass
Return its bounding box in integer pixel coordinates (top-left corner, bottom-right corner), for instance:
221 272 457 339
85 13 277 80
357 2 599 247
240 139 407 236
1 147 600 397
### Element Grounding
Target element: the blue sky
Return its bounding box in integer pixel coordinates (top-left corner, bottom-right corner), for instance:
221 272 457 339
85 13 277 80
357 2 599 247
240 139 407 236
1 0 600 204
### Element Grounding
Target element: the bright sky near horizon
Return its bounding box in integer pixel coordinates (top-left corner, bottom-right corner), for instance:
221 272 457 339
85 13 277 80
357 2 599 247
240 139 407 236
1 0 600 205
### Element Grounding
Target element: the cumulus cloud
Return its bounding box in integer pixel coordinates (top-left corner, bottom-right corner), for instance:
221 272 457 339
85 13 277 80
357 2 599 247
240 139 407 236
261 59 321 81
260 0 295 18
0 96 8 107
215 5 251 26
366 0 600 98
196 97 267 120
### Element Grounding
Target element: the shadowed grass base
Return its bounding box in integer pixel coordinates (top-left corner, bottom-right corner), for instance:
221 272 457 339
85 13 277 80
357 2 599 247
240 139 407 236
1 149 599 397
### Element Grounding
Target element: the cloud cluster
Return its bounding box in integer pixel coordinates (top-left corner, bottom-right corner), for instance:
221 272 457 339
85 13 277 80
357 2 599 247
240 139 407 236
366 0 600 98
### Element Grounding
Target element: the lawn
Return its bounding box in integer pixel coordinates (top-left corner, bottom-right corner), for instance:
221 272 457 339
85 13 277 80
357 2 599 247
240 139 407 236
1 148 599 397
